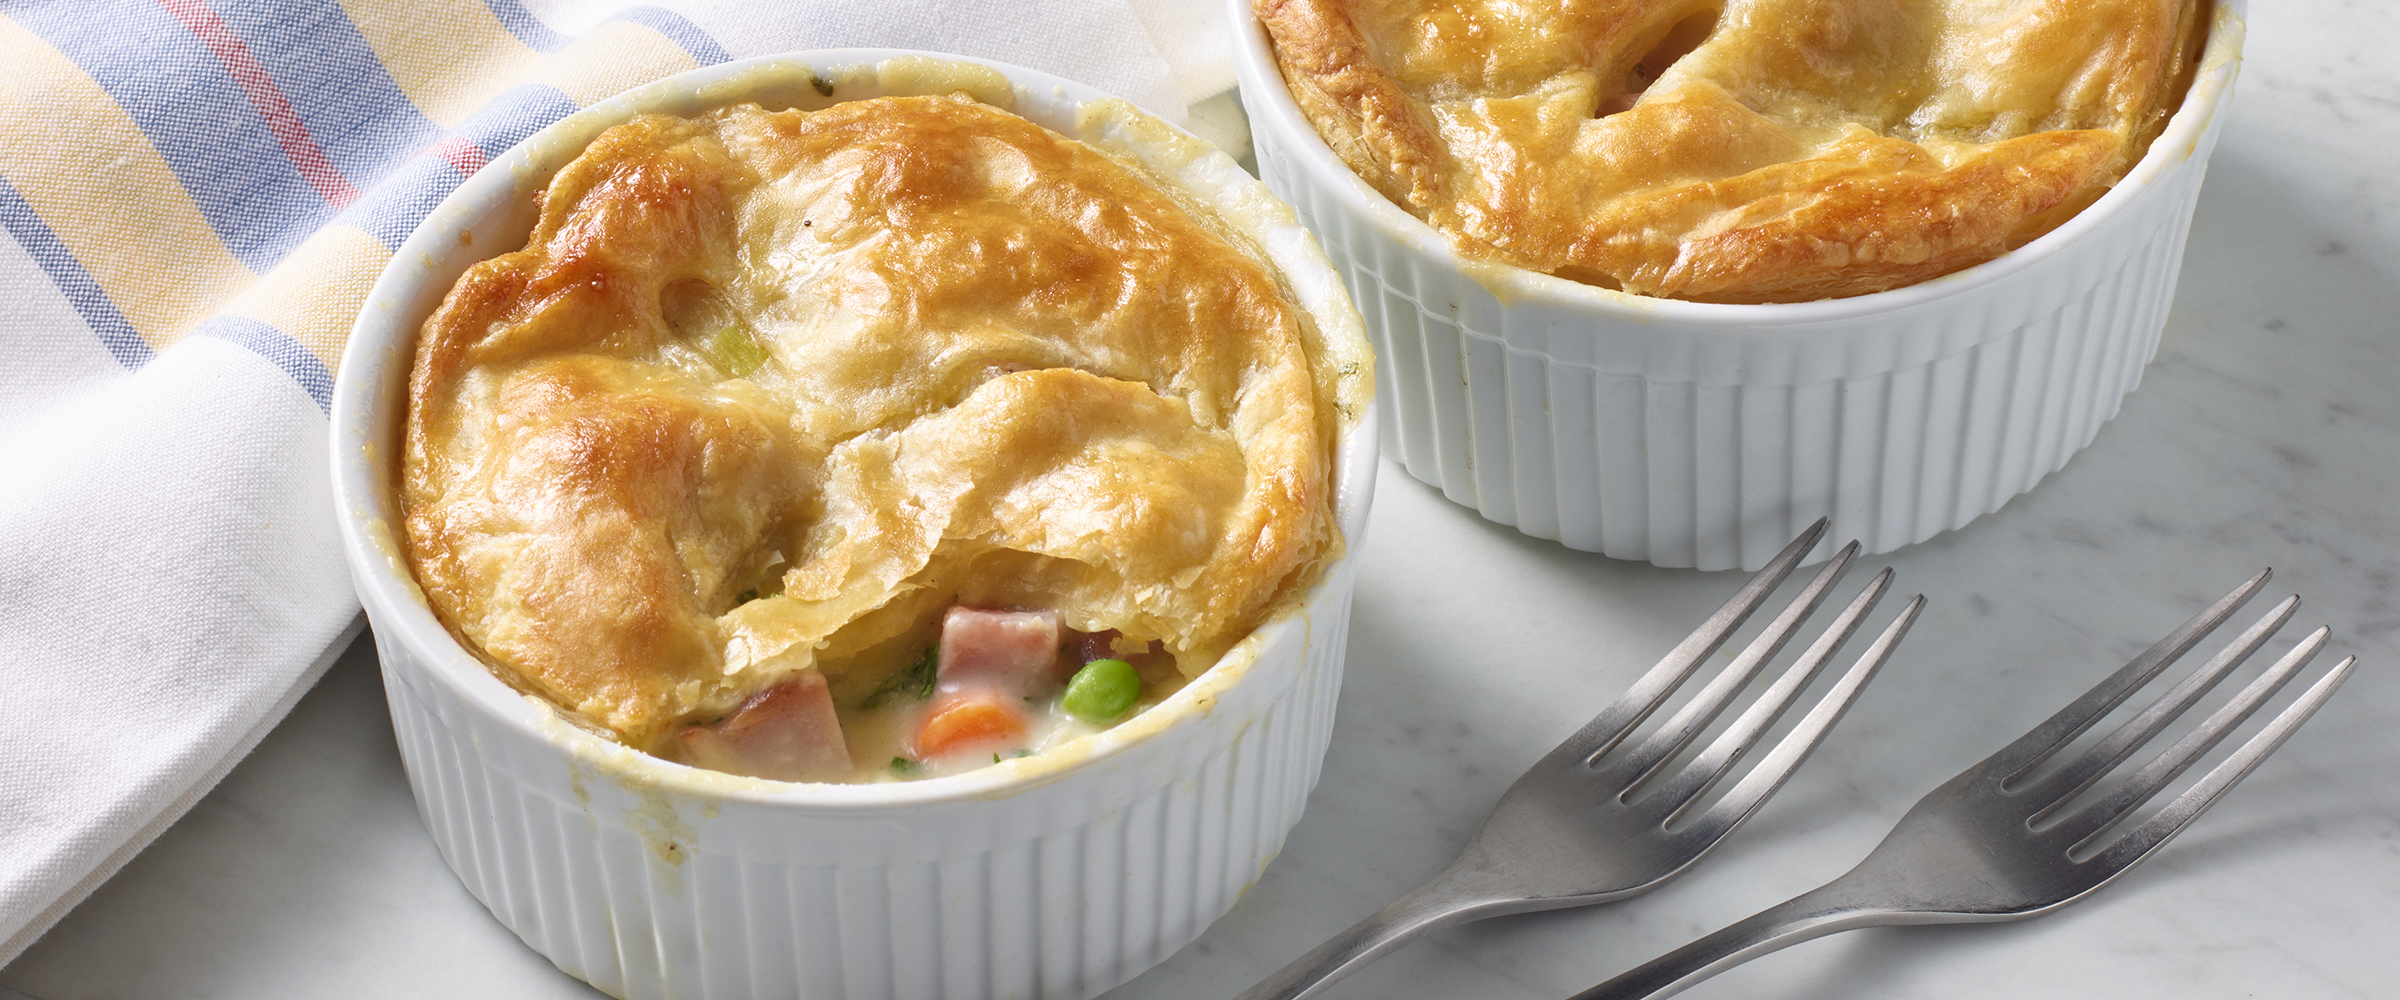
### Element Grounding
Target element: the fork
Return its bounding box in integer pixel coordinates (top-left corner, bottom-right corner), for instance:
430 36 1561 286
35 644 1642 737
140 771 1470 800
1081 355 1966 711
1574 569 2359 1000
1236 518 1926 1000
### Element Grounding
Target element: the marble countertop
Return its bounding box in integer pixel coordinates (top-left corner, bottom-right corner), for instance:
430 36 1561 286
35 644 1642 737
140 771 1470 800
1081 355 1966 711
8 4 2396 998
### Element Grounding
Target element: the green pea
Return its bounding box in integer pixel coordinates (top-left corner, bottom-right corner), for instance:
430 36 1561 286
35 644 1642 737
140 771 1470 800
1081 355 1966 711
1062 658 1140 722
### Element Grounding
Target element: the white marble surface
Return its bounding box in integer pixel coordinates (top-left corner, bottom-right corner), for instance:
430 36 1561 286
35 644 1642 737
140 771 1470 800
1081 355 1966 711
8 4 2399 998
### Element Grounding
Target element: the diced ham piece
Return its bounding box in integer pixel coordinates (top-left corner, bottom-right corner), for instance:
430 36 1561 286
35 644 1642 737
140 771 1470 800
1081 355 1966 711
678 671 851 782
901 606 1065 764
936 606 1064 698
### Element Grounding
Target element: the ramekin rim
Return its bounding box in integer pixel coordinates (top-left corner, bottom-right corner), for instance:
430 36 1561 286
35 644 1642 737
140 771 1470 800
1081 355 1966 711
330 47 1378 811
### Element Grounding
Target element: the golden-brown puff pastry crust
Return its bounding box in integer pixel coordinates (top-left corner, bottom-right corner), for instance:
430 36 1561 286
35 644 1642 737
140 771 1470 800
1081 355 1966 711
1259 0 2210 302
403 94 1342 746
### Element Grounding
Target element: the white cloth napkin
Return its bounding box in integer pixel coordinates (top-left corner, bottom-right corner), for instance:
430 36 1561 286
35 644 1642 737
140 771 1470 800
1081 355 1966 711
0 0 1240 963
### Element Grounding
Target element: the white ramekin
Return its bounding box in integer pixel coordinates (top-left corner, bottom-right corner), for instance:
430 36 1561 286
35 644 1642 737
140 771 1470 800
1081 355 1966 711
331 51 1376 1000
1234 0 2245 570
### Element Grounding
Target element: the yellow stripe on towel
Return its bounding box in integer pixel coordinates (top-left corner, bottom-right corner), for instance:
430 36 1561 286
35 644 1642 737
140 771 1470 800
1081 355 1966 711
534 19 702 109
336 0 541 130
342 0 698 129
0 13 253 352
221 223 391 374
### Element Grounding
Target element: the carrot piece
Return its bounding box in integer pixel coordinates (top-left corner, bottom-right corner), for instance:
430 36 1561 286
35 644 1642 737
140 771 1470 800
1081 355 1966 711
911 694 1029 760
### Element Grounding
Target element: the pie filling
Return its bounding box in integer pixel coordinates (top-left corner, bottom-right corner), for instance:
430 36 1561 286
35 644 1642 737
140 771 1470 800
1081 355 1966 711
680 604 1191 783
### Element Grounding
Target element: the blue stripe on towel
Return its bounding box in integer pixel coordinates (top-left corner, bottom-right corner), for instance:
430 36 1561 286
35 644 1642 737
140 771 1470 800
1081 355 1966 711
12 0 326 271
337 84 578 250
612 6 730 66
193 315 336 412
0 174 156 371
483 1 728 66
208 0 440 191
456 83 582 160
340 153 470 250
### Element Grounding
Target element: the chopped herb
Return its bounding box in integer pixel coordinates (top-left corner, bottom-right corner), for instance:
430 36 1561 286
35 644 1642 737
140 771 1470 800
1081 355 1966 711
735 588 759 604
1012 749 1032 758
809 73 835 97
992 753 1002 764
864 645 940 708
889 757 917 774
710 325 770 377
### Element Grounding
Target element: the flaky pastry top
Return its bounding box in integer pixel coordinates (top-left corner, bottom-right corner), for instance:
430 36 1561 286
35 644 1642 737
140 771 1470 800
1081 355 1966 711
1259 0 2211 302
402 94 1351 746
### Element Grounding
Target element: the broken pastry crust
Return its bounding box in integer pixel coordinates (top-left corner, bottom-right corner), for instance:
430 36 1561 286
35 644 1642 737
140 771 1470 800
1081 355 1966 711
1256 0 2211 302
402 94 1353 748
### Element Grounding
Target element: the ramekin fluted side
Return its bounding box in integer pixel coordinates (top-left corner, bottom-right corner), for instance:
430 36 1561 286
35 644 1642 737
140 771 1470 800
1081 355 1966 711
373 562 1354 1000
1234 0 2243 570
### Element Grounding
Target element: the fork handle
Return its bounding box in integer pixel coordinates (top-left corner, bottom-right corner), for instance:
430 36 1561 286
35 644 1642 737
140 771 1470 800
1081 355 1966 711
1234 867 1529 1000
1568 881 1901 1000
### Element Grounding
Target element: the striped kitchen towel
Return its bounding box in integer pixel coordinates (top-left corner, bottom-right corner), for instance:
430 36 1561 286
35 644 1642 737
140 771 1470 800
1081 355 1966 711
0 0 1240 963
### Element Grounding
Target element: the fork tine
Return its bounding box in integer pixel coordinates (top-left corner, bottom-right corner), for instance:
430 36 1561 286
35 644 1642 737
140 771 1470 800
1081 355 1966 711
1556 517 1830 763
2023 596 2300 822
1613 541 1860 789
2084 653 2356 878
1678 588 1926 840
1632 561 1883 806
2048 627 2334 850
1989 569 2272 781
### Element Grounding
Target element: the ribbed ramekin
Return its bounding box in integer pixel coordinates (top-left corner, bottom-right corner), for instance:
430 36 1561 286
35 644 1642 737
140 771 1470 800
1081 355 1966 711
331 51 1376 1000
1234 0 2245 570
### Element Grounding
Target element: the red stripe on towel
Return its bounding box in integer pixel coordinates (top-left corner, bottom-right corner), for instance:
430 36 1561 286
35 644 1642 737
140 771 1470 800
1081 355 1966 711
156 0 362 209
428 135 490 175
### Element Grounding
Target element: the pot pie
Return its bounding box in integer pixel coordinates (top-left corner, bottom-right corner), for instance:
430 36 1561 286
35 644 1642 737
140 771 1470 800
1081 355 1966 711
1256 0 2212 303
401 91 1358 783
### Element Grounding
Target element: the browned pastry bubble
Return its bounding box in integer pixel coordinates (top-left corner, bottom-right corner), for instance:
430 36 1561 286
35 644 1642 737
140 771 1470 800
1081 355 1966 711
1258 0 2211 302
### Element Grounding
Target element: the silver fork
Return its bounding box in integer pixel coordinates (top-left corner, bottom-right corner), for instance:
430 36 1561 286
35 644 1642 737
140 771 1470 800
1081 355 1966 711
1574 569 2360 1000
1236 519 1926 1000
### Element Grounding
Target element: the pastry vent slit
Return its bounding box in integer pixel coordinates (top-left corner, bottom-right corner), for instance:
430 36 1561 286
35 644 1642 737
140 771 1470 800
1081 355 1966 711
1599 8 1723 118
